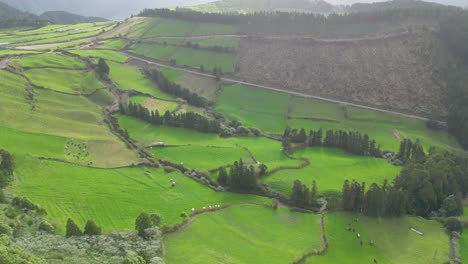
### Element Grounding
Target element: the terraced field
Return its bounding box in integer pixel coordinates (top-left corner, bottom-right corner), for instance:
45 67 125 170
262 148 401 194
307 213 450 264
164 204 323 264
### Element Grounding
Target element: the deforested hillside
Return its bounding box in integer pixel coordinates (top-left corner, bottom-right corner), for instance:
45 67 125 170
236 29 451 116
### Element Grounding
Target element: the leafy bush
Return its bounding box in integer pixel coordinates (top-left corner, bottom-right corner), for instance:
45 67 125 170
0 223 12 236
11 197 38 211
39 221 55 234
444 217 463 233
122 255 146 264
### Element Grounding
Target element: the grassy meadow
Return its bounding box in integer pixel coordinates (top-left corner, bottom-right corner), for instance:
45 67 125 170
461 231 467 263
216 84 290 133
287 96 460 151
150 145 252 171
108 61 173 99
25 68 103 95
117 115 301 170
306 213 449 264
129 96 179 113
68 49 128 63
15 53 86 69
129 43 235 72
262 148 401 194
161 67 219 101
10 160 269 232
164 204 322 264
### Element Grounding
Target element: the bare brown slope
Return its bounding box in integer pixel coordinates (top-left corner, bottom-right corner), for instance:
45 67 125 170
235 30 451 116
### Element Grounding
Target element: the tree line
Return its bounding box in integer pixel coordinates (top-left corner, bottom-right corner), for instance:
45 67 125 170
290 180 318 209
144 69 209 108
397 138 426 164
120 102 220 134
342 149 468 217
138 7 455 28
282 128 382 157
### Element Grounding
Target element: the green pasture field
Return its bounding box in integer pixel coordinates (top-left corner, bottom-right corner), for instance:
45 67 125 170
129 43 235 72
150 145 252 171
128 96 179 113
287 96 461 151
461 231 467 263
262 148 401 194
160 67 183 81
108 61 172 99
25 68 103 95
161 67 219 101
15 53 86 68
213 85 460 151
0 70 139 167
154 37 240 49
117 115 302 170
99 38 129 50
216 84 289 133
68 49 128 63
10 160 269 232
140 17 238 38
164 204 322 264
307 213 449 264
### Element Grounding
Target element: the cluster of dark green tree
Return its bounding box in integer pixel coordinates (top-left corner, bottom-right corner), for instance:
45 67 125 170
283 128 382 157
144 69 209 108
0 149 15 189
135 212 161 239
342 180 407 217
96 58 110 79
66 219 102 237
217 160 267 192
120 102 220 134
290 180 318 209
397 138 426 164
342 150 468 217
439 10 468 150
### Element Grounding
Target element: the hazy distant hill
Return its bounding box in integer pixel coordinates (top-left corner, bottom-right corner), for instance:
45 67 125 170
191 0 335 13
0 0 212 20
39 11 108 24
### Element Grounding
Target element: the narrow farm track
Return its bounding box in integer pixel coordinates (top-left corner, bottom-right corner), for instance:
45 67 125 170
124 52 431 122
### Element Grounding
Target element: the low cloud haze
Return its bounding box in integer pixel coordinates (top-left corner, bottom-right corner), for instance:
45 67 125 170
0 0 466 20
